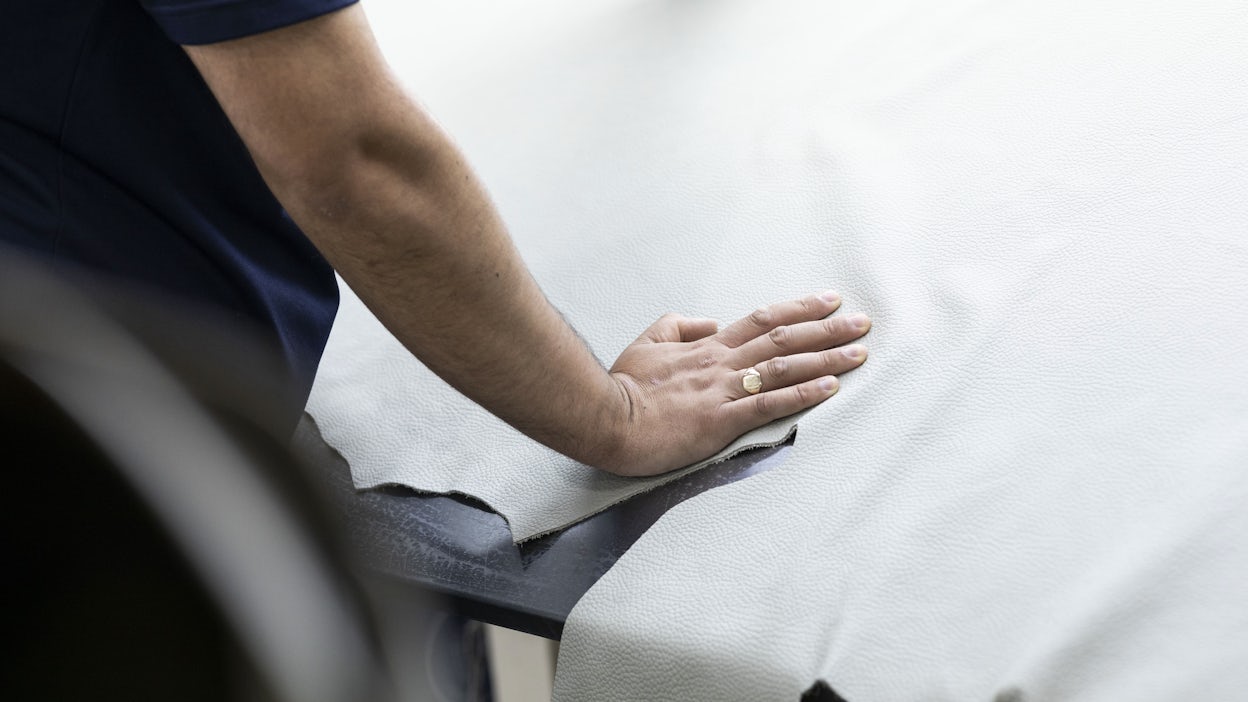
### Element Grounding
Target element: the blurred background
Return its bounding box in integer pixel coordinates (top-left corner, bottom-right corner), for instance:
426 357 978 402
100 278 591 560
0 251 553 701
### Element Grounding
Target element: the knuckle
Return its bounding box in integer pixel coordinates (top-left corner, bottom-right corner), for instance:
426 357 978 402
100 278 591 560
819 348 840 368
798 295 818 316
764 356 788 380
768 324 791 348
793 383 812 405
748 306 773 328
752 392 775 417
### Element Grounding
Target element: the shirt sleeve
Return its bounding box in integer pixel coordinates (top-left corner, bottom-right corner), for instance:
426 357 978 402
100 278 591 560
138 0 358 45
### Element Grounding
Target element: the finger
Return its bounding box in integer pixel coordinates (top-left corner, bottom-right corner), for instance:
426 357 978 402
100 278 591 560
725 375 841 430
731 345 867 399
734 312 871 366
636 313 719 344
677 317 719 342
716 291 843 348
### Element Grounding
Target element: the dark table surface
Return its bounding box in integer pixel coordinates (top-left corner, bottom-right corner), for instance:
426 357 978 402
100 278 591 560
295 416 792 640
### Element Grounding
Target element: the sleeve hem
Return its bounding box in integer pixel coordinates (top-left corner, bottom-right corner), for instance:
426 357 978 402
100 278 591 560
145 0 359 45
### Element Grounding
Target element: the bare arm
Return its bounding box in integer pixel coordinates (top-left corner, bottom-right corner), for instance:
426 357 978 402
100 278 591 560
184 5 869 476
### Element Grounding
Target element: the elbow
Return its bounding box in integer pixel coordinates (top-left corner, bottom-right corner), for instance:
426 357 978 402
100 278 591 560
260 122 443 229
256 136 368 224
257 122 456 272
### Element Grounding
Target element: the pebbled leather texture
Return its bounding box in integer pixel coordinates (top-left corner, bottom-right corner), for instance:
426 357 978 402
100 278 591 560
311 273 807 542
545 1 1248 700
306 0 837 543
309 0 1248 696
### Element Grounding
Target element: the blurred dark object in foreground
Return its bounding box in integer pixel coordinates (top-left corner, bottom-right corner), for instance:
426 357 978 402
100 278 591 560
0 250 480 701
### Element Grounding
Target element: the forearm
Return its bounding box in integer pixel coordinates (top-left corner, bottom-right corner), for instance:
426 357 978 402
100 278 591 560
185 8 628 468
184 5 871 478
280 118 628 466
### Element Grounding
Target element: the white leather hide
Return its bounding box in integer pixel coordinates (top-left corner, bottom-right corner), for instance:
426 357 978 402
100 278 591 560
544 1 1248 700
307 0 1248 697
307 0 844 542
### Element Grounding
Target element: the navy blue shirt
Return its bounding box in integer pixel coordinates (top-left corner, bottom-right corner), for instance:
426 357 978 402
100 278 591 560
0 0 356 417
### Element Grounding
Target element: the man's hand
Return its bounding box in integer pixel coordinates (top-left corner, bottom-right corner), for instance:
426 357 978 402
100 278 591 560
598 292 869 476
183 5 870 477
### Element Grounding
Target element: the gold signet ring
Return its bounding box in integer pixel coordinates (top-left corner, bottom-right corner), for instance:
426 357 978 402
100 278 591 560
742 367 763 395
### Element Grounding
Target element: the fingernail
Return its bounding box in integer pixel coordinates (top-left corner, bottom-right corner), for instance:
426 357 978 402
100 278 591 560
843 344 867 361
820 290 841 303
819 376 840 393
849 313 871 330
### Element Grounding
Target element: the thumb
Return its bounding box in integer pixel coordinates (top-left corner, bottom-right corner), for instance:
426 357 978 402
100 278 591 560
675 316 719 342
637 313 719 344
